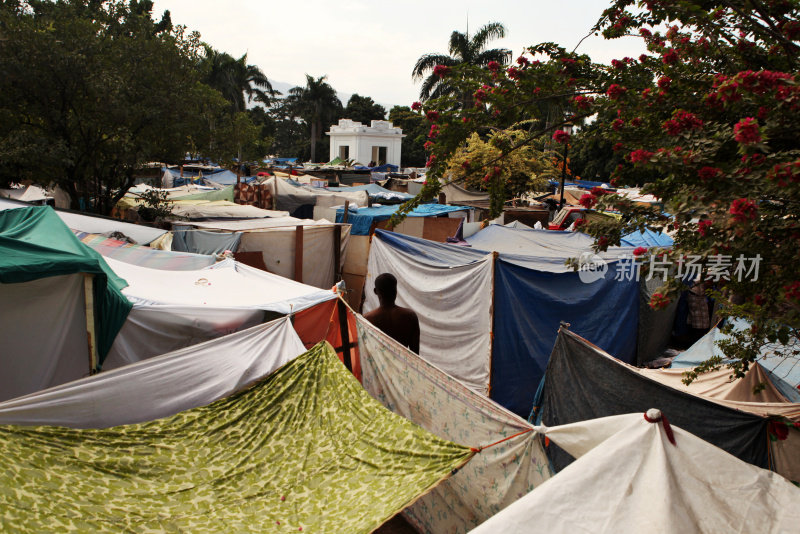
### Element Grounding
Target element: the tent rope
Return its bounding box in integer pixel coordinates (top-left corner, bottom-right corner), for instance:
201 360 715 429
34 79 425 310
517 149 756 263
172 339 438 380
471 428 534 453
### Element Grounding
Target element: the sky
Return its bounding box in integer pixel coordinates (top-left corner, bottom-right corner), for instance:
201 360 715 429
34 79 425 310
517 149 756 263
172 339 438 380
151 0 646 110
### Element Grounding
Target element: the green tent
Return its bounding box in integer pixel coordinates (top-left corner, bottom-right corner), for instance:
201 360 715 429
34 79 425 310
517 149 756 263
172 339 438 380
0 206 131 364
0 342 473 532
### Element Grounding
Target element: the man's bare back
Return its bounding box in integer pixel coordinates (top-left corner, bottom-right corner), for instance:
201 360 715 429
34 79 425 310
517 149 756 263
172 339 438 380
364 304 420 353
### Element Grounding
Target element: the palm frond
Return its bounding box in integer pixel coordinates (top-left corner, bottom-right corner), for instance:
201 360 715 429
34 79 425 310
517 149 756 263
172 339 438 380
470 22 507 53
412 53 453 80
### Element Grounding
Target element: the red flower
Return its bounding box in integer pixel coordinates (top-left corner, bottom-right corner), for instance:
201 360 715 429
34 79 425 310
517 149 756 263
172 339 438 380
611 59 625 69
516 56 530 66
633 246 648 256
579 193 597 209
629 149 654 164
639 28 652 38
754 294 766 306
729 198 758 222
411 101 422 111
590 186 609 196
768 420 789 441
657 76 671 90
698 166 722 181
662 48 679 64
473 88 487 101
607 84 627 100
461 116 470 123
612 142 623 152
572 95 594 110
461 160 470 170
784 281 800 301
423 141 433 151
425 110 440 122
733 118 762 145
697 220 712 236
767 162 800 187
597 236 609 248
433 64 450 78
487 61 501 71
506 66 521 79
612 118 624 131
639 54 649 62
650 292 671 310
428 124 439 139
631 117 642 127
573 218 586 230
662 110 703 136
425 155 436 168
552 129 571 144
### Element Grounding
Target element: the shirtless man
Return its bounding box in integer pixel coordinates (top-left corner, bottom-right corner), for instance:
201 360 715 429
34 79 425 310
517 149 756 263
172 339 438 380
364 273 420 353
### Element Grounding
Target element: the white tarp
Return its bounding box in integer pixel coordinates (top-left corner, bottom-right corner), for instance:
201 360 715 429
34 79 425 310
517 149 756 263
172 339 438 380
357 317 551 533
169 201 288 219
0 274 90 402
183 217 327 231
0 185 52 203
471 410 800 534
103 257 336 368
0 318 305 428
57 210 167 245
363 235 493 393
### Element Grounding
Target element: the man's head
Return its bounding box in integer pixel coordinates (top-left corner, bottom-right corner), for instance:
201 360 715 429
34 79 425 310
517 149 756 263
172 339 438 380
374 272 397 305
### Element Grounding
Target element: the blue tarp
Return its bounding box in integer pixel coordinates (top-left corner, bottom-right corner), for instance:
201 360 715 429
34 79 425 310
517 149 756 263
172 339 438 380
163 168 256 186
548 179 612 191
353 164 399 172
492 259 639 416
620 228 674 248
336 203 467 235
671 319 800 403
370 229 640 418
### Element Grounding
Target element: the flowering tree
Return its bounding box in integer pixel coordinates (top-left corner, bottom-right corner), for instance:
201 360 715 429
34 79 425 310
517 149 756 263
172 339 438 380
405 0 800 381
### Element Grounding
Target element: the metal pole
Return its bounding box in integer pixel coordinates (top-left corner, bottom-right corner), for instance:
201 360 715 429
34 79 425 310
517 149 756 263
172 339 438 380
559 141 569 211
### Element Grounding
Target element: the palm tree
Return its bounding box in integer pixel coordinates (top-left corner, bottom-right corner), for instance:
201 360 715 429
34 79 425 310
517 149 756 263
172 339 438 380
412 22 511 102
286 75 343 162
201 47 275 113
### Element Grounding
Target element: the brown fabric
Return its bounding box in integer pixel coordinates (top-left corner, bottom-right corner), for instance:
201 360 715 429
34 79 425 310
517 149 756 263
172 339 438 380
234 182 273 210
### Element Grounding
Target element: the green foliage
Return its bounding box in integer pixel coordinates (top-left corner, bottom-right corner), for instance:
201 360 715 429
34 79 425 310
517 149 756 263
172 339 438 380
343 94 386 124
199 46 276 113
285 75 343 162
387 106 427 167
135 187 172 222
0 0 212 214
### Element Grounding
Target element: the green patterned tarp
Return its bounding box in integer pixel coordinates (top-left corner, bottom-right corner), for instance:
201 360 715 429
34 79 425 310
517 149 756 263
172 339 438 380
0 342 472 533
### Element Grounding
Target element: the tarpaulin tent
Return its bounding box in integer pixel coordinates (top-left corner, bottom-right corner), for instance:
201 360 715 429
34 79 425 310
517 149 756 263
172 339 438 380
0 206 131 400
74 231 217 270
0 342 473 533
471 410 800 534
171 225 242 255
162 166 254 187
357 316 552 533
326 183 413 203
337 203 469 236
265 176 369 216
671 319 800 403
365 228 640 417
0 317 305 428
619 227 674 248
103 257 337 369
178 218 351 289
538 328 770 472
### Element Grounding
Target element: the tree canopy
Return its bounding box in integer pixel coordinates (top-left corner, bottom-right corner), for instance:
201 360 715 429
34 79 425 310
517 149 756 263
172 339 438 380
343 94 386 125
403 0 800 379
285 75 343 162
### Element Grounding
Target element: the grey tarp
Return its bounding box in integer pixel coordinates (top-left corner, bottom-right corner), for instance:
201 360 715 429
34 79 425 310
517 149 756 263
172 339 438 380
171 225 242 255
637 276 678 365
539 329 769 471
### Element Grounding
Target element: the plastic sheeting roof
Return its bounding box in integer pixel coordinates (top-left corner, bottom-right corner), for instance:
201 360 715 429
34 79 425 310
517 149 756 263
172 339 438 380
336 203 468 235
472 410 800 534
466 224 638 272
326 183 413 201
620 228 674 247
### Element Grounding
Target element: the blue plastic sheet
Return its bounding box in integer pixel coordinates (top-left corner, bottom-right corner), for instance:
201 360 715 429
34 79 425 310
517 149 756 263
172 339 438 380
491 259 639 417
620 228 674 248
336 204 467 235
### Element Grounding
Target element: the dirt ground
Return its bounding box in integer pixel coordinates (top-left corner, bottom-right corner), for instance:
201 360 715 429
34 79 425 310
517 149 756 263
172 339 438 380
374 514 418 534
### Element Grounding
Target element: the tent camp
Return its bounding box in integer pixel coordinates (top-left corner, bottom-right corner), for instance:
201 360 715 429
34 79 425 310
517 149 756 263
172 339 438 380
471 410 800 534
0 341 473 533
337 203 469 236
161 166 254 187
75 231 217 270
102 256 338 369
364 227 641 417
175 217 351 289
537 328 800 480
357 316 552 533
265 175 369 217
0 206 131 401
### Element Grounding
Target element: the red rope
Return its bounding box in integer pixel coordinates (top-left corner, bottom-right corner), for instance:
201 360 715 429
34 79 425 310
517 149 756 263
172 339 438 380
644 411 676 446
471 428 534 453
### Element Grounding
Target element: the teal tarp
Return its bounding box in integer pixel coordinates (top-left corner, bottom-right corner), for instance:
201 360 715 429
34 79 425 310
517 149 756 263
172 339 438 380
0 206 131 364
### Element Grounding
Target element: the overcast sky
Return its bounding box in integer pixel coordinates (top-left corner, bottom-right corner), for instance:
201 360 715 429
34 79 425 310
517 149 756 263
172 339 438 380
152 0 646 109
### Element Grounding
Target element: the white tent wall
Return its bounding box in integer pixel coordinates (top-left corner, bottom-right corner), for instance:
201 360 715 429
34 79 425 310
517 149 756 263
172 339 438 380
0 274 91 401
236 224 351 289
363 237 494 393
0 318 306 428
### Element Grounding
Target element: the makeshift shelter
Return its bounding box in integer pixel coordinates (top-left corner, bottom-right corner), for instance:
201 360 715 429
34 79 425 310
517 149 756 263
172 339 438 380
176 217 351 289
327 183 413 203
75 231 217 270
357 316 552 533
365 228 640 417
265 176 369 217
0 342 473 533
337 203 469 236
0 317 304 427
161 166 254 187
103 257 337 369
471 410 800 534
0 206 131 401
538 328 775 474
0 185 53 204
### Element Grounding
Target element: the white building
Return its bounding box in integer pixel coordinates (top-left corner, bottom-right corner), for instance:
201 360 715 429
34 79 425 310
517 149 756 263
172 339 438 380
327 119 404 167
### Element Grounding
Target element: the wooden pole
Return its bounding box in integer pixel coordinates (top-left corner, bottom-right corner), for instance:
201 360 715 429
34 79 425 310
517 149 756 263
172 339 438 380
333 224 342 283
487 251 498 396
342 200 350 224
83 274 98 375
337 298 353 373
294 225 304 283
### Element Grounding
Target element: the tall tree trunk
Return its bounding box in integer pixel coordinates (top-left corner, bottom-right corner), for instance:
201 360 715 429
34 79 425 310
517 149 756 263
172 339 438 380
310 121 317 162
